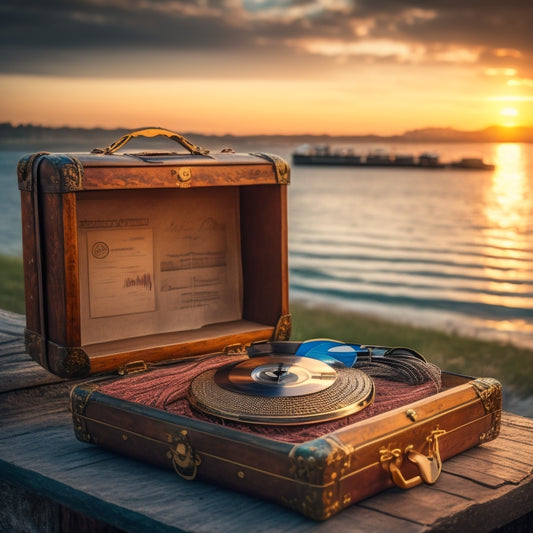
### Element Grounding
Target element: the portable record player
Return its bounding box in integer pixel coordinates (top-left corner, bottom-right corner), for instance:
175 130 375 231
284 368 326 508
19 129 501 520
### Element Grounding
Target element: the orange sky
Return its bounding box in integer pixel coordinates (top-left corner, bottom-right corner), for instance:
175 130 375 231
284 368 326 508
1 1 532 136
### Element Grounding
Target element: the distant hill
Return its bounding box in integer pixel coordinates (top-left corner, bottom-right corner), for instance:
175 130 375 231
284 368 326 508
0 122 532 151
399 125 533 143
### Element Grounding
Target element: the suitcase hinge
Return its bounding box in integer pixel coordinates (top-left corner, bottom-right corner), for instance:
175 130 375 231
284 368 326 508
223 343 248 355
168 430 201 481
379 428 446 489
273 313 292 341
118 360 152 375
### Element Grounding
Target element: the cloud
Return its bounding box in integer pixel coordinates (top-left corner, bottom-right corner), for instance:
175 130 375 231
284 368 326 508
0 0 532 78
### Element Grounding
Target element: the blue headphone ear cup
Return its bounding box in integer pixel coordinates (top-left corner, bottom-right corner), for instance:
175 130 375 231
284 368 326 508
295 340 359 367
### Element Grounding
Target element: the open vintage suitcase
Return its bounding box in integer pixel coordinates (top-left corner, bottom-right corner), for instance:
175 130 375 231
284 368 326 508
18 128 502 521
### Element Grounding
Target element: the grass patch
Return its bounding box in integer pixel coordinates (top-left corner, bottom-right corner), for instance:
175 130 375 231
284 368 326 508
0 254 25 314
291 302 533 396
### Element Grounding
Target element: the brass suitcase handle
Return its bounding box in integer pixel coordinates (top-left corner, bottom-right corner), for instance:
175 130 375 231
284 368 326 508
380 429 446 489
92 127 210 155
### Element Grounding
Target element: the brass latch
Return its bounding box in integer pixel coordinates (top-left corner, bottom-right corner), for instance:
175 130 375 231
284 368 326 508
223 343 248 355
169 430 201 481
117 360 151 375
379 428 446 489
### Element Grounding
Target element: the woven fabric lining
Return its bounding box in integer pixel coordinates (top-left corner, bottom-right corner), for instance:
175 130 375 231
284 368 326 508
99 354 441 444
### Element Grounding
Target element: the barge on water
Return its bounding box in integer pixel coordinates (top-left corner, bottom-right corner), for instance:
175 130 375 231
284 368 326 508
292 145 494 170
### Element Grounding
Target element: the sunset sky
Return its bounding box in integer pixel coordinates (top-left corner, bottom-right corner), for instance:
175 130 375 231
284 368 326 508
1 0 533 136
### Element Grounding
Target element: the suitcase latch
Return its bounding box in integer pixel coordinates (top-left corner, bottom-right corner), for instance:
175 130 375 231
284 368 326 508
379 428 446 489
172 167 193 188
169 430 201 481
223 343 248 355
117 360 151 375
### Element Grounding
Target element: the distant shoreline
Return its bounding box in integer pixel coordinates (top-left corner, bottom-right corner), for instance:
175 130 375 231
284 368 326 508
1 122 532 151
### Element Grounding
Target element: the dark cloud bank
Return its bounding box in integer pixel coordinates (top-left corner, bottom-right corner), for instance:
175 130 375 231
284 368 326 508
1 0 532 78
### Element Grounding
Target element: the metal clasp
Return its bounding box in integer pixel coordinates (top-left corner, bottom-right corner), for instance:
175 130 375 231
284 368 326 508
380 428 446 489
117 360 151 375
169 430 201 481
223 343 248 355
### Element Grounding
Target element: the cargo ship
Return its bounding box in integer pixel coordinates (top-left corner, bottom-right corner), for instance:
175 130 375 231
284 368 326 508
292 145 494 170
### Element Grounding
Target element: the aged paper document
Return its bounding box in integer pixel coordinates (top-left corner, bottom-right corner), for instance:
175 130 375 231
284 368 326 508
87 228 155 318
159 216 239 326
77 188 242 345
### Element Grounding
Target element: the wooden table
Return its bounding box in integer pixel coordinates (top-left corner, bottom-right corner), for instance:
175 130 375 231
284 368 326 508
1 308 532 532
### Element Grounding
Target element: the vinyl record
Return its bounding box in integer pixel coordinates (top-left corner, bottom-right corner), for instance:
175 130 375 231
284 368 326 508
215 355 337 397
188 356 374 425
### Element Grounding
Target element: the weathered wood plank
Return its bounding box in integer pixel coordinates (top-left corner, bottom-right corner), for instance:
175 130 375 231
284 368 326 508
1 478 125 533
500 411 533 429
0 308 26 333
484 437 533 464
443 454 529 486
359 484 471 527
426 471 498 500
429 474 533 533
0 310 65 392
459 442 533 468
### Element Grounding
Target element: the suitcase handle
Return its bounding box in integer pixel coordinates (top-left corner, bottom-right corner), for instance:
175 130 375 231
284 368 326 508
380 428 446 489
91 127 210 155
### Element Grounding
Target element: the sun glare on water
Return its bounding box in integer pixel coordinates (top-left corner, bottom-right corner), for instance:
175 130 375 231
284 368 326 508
481 143 532 319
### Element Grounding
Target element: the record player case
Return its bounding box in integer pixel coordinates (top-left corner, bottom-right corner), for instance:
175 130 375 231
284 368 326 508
18 128 291 378
18 129 502 521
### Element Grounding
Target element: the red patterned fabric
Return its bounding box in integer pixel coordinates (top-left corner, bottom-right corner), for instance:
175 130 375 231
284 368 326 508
99 354 440 444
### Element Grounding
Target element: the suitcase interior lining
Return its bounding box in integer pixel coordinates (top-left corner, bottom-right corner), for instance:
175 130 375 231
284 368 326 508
98 354 442 444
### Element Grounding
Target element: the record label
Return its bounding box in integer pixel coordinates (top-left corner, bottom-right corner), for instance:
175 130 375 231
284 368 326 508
215 356 337 397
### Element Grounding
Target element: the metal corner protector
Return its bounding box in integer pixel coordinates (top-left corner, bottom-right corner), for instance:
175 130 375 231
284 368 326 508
17 152 50 191
48 340 91 378
251 153 291 184
472 377 502 443
70 382 99 444
287 436 352 520
273 314 292 341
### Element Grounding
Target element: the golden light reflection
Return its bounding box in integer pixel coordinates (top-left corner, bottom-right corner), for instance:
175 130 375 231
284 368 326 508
484 143 529 234
482 144 532 310
482 144 533 322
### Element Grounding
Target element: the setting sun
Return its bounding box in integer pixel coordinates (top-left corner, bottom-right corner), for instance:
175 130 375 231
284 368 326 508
501 107 519 117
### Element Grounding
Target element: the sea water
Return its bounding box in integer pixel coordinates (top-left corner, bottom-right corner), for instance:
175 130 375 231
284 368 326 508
285 142 533 351
1 142 532 350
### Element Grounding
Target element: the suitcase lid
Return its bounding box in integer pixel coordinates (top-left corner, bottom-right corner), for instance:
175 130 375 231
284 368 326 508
18 127 290 193
18 128 291 378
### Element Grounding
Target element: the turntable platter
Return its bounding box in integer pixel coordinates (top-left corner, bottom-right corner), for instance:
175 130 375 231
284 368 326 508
188 355 374 425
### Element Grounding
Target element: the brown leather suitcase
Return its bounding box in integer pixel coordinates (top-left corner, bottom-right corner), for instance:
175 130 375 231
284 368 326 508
19 128 502 521
18 128 291 378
